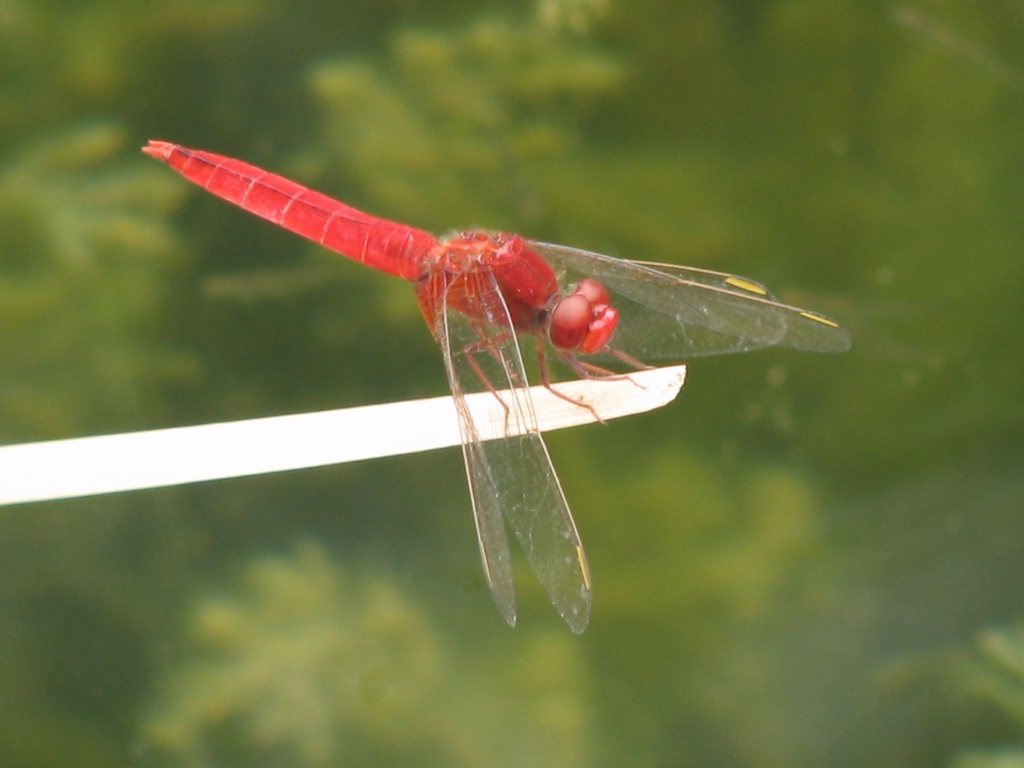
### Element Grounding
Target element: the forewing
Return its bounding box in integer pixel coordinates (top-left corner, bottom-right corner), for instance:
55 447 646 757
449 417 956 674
424 274 516 627
532 241 851 359
431 269 592 633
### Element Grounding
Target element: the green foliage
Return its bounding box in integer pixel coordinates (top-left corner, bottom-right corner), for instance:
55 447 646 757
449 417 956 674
953 625 1024 767
0 123 192 438
307 12 625 231
144 540 594 768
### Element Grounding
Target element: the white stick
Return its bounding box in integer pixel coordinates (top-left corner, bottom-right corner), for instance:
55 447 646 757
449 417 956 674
0 366 685 505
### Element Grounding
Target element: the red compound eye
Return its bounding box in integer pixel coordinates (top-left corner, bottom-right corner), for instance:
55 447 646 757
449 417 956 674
579 304 618 354
576 278 609 306
549 294 591 350
548 279 619 353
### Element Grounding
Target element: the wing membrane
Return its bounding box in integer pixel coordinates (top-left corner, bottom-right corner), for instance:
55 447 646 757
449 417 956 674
429 269 592 633
532 241 851 358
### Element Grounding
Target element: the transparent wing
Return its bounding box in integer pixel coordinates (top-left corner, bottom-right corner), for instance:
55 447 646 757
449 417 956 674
427 269 592 633
532 241 851 359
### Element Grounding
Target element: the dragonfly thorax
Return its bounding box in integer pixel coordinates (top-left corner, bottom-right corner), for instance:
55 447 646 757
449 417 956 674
424 232 564 335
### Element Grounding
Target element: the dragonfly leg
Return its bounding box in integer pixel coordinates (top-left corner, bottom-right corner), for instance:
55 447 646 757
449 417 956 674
459 329 519 433
541 345 655 420
535 345 604 423
602 346 655 372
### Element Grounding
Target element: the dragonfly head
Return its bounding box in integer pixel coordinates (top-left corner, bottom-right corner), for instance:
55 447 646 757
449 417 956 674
548 278 619 354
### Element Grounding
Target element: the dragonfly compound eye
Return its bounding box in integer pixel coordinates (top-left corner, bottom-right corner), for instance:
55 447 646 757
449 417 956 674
549 294 591 350
548 285 619 354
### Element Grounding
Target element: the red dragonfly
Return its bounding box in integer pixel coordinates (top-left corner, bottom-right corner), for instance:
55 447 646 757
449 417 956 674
144 140 850 632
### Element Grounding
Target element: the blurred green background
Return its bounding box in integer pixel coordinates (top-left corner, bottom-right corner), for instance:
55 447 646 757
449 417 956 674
2 1 1023 766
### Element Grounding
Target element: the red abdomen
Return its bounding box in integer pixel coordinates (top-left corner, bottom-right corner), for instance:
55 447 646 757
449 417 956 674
144 141 439 282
